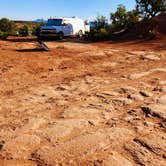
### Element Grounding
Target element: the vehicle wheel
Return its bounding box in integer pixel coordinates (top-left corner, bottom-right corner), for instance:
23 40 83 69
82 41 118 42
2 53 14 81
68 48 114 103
78 30 83 38
59 32 64 40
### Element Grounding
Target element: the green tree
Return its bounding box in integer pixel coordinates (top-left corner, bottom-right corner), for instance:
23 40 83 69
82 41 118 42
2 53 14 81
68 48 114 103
127 8 140 28
136 0 166 19
110 5 128 32
110 5 139 32
0 18 15 32
95 15 108 29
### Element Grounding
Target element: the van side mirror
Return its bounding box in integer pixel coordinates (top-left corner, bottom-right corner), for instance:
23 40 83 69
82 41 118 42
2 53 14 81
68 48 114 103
62 23 68 26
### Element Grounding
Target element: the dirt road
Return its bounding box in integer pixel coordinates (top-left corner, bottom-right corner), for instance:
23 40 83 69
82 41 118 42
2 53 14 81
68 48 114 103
0 37 166 166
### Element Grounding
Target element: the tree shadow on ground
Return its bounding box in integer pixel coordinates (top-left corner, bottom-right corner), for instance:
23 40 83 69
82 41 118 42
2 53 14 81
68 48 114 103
7 37 37 42
16 48 48 52
7 36 92 44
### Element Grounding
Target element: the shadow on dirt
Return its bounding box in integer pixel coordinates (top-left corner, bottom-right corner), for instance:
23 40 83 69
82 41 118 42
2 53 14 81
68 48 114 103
7 38 37 42
7 36 92 44
16 48 48 52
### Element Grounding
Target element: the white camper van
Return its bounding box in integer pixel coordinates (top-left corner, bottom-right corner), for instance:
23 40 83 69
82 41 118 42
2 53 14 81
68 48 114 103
39 17 90 39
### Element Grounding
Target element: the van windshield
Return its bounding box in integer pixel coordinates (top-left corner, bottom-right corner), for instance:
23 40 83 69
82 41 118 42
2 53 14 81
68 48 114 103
47 19 62 26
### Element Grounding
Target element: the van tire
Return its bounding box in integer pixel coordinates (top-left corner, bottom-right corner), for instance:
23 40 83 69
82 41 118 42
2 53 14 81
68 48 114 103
58 32 64 40
78 30 83 38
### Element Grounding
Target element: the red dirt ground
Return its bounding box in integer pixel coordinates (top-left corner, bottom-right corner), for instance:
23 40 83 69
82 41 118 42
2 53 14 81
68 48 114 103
0 36 166 166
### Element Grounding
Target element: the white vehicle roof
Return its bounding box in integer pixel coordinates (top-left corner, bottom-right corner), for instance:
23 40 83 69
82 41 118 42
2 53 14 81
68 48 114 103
49 16 83 21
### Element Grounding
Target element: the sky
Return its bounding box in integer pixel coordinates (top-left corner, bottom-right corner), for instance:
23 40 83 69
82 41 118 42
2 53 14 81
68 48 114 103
0 0 136 20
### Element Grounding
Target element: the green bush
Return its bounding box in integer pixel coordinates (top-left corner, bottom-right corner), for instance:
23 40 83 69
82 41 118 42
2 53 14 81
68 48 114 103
0 18 15 32
110 5 139 33
18 24 43 36
0 32 9 40
18 25 29 36
88 28 110 41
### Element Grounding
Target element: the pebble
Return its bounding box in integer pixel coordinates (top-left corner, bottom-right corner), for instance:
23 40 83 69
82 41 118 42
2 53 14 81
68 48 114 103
128 93 144 101
157 95 166 105
140 91 153 97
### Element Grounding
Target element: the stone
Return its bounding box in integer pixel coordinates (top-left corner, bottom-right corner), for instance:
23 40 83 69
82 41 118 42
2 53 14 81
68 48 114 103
128 68 166 80
141 54 160 61
159 81 166 85
157 95 166 105
0 160 37 166
139 82 151 88
128 72 150 80
32 128 133 165
36 119 91 144
134 133 166 157
61 106 103 120
103 151 133 166
113 98 132 106
140 91 153 97
160 86 166 92
128 93 144 101
98 91 119 97
1 134 41 159
125 141 165 166
16 118 46 133
141 104 166 119
120 86 137 93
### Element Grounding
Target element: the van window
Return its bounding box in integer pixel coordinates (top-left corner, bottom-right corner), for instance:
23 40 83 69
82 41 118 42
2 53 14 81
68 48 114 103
47 19 62 26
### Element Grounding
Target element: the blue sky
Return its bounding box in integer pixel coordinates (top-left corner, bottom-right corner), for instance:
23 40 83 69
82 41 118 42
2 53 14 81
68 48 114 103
0 0 136 20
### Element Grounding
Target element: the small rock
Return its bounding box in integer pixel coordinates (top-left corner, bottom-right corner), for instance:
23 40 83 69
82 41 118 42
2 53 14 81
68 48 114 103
1 134 41 159
128 109 137 115
0 160 36 166
139 82 151 88
157 95 166 105
135 126 144 133
128 93 144 101
128 72 150 80
160 86 166 92
153 86 161 92
141 54 160 61
159 81 166 85
153 86 166 92
48 68 54 71
140 91 153 97
113 98 132 106
120 86 137 93
99 91 119 97
88 120 95 126
144 121 154 127
111 117 119 121
103 151 133 166
141 104 166 119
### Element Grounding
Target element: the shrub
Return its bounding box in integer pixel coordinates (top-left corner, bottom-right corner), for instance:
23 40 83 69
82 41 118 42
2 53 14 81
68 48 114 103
88 28 110 41
95 15 108 29
0 18 15 32
18 23 44 36
18 25 29 36
0 32 9 40
110 5 140 33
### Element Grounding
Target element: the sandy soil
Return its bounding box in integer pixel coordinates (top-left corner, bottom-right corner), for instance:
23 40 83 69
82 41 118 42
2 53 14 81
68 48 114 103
0 36 166 166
